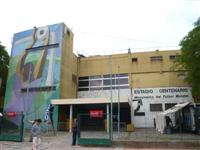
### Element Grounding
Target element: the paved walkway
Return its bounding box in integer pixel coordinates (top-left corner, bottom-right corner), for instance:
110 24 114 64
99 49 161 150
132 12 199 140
0 131 200 150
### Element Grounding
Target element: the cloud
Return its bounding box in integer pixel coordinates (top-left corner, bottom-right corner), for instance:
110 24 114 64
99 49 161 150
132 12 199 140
0 0 200 55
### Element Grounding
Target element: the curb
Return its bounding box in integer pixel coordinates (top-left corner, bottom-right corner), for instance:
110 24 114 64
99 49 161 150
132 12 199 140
113 141 200 149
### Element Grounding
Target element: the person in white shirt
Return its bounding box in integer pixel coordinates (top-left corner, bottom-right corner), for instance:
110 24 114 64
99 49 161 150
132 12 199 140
31 119 42 150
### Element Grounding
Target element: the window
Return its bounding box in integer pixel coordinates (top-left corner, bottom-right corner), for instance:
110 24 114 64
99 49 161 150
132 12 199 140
169 55 176 60
150 56 163 61
103 79 115 85
150 104 163 112
79 77 89 80
78 88 89 91
132 58 138 62
78 81 89 87
21 86 56 92
89 75 101 79
116 78 128 85
134 112 145 116
78 74 129 91
90 87 102 91
103 74 115 78
119 74 128 77
165 103 177 110
89 80 102 86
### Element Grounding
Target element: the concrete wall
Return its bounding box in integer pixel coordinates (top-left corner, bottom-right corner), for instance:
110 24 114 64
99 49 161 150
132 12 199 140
60 26 77 99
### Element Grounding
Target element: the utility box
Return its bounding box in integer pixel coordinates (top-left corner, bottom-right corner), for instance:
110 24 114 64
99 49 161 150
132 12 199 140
127 124 134 132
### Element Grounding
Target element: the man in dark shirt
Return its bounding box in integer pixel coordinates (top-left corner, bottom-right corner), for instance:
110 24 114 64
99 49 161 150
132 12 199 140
166 116 173 127
72 118 77 146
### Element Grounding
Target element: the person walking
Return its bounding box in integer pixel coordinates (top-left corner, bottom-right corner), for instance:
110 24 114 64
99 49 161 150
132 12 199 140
28 119 37 142
31 119 42 150
72 118 77 146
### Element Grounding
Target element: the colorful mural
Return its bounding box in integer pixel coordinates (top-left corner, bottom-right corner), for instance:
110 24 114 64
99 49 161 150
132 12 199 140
4 23 64 129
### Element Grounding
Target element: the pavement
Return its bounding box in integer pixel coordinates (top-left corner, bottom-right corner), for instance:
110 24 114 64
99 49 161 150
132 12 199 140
0 130 200 150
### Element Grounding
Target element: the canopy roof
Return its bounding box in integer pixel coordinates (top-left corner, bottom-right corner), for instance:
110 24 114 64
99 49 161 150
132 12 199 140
161 102 190 116
51 98 128 105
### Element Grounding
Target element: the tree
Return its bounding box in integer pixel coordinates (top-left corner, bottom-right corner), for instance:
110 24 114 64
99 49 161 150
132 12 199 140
175 18 200 102
0 42 9 96
194 17 200 27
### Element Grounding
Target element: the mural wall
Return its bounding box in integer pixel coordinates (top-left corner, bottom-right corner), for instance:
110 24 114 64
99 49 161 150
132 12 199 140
4 23 64 129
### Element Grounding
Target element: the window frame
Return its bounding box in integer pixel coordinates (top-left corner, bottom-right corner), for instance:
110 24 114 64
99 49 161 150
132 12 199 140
150 103 163 112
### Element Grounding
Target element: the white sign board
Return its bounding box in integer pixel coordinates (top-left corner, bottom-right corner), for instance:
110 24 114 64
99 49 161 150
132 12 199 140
133 87 193 102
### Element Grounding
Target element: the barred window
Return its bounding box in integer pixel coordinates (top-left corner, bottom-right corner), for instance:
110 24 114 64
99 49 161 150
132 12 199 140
89 80 102 86
78 81 89 87
132 58 138 62
150 56 163 61
78 74 128 91
150 104 163 112
165 103 177 110
169 55 176 60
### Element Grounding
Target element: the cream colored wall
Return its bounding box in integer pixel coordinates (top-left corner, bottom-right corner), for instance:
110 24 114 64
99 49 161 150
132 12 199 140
78 54 131 76
60 26 78 98
130 72 188 88
129 50 181 73
78 50 188 88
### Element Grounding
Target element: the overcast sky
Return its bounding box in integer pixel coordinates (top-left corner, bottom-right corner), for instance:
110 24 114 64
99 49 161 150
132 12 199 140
0 0 200 55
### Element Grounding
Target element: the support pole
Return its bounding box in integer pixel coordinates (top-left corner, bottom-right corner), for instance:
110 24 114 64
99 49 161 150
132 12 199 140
117 66 120 137
109 55 113 140
69 105 73 133
106 104 109 133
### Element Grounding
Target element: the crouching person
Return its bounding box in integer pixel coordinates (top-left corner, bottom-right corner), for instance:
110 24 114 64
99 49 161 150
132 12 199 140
31 119 42 150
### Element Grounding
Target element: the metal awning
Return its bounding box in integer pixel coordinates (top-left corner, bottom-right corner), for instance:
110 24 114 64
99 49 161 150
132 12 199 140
51 98 128 105
156 102 191 133
161 102 190 116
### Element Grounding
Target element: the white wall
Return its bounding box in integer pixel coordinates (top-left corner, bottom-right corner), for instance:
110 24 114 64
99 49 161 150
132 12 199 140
78 89 131 101
78 87 193 128
131 87 193 127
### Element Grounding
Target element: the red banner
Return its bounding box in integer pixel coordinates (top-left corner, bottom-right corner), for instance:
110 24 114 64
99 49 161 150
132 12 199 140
90 110 103 118
7 112 16 117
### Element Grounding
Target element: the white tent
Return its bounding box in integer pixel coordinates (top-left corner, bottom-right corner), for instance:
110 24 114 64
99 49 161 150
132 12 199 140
156 102 190 133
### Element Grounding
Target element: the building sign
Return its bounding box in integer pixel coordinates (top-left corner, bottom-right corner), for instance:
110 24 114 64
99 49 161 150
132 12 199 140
90 110 103 118
7 112 17 117
133 87 193 101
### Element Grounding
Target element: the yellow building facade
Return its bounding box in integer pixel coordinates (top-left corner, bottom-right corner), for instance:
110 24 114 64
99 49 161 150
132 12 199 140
50 25 193 129
5 23 193 132
78 50 188 88
74 50 193 128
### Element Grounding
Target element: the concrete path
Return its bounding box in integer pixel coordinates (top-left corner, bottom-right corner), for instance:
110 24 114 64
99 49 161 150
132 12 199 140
0 132 199 150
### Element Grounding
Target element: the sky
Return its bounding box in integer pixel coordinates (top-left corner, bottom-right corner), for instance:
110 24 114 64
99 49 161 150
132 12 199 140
0 0 200 56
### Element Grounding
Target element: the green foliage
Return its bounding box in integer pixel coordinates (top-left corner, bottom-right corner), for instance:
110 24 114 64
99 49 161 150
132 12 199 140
0 42 9 95
194 17 200 27
175 19 200 102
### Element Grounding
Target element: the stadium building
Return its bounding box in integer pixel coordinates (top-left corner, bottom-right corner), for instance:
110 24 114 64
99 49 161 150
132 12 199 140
4 23 193 131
